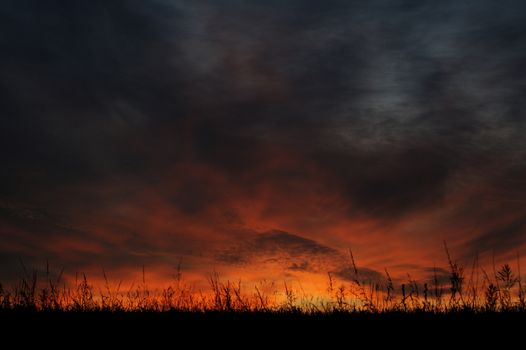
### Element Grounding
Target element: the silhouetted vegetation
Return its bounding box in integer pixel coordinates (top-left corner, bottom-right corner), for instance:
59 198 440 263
1 245 525 315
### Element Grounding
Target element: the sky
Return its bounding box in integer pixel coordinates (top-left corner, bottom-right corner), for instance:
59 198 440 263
1 1 526 292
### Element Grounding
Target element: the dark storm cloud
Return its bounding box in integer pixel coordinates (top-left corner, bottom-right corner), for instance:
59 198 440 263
0 0 185 196
254 230 337 256
463 218 526 260
1 0 526 281
172 0 526 219
216 230 385 282
335 267 384 284
216 230 339 265
3 1 526 203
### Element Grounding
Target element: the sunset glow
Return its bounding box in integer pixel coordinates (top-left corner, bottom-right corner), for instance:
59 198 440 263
2 1 526 300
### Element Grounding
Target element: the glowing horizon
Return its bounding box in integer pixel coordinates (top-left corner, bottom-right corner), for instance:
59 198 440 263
2 1 526 300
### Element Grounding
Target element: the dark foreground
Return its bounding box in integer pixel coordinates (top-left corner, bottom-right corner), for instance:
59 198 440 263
1 310 524 345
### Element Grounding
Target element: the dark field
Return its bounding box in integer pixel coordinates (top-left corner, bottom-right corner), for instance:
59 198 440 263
1 309 524 347
1 248 525 344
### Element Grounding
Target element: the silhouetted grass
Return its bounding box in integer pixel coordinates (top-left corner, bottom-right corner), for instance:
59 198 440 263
1 245 526 316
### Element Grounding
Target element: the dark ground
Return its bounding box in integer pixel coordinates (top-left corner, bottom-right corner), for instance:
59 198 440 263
0 310 523 346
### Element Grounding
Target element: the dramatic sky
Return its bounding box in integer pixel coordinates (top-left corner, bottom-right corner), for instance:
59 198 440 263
2 1 526 291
